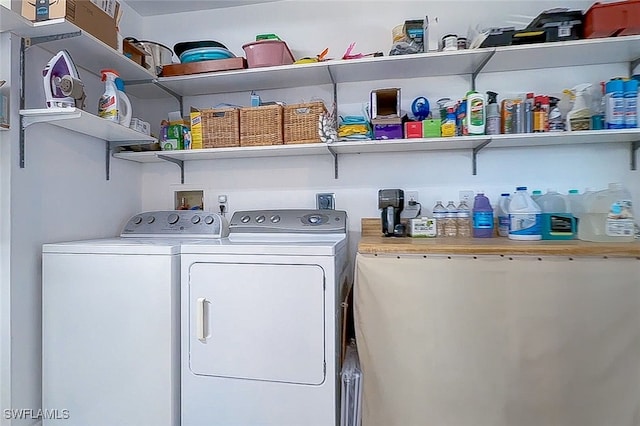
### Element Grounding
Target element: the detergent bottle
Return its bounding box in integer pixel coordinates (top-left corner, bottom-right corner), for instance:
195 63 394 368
508 186 542 240
98 69 120 123
466 91 486 135
566 83 592 131
114 77 132 127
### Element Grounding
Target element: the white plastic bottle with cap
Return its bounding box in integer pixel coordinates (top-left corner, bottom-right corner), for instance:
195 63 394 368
508 186 542 240
496 193 511 237
578 183 635 242
98 69 120 123
432 201 447 238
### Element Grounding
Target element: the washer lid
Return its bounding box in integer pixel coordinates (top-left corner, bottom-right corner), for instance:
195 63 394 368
42 237 190 255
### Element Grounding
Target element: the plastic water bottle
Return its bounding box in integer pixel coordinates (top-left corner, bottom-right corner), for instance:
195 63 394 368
472 192 494 238
578 182 635 242
496 193 511 237
444 201 458 237
456 200 471 238
508 186 542 240
432 201 447 238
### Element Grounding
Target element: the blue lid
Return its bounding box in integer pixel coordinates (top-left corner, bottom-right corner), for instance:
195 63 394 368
605 79 624 93
516 186 527 191
568 189 579 194
501 193 510 196
624 78 639 92
115 77 125 91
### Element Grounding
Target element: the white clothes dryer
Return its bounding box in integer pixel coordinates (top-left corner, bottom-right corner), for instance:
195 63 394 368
42 211 228 426
181 209 349 426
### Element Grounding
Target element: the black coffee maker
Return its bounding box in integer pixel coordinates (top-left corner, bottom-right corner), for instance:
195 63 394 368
378 189 404 237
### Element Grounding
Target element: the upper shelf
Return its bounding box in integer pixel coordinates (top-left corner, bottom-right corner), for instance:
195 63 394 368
0 5 156 83
20 108 156 143
155 35 640 97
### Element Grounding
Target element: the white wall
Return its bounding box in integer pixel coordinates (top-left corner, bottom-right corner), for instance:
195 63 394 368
136 0 639 255
3 35 143 424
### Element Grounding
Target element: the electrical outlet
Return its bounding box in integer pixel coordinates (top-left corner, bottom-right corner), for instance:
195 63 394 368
459 190 474 204
316 193 335 210
401 191 420 218
217 194 228 216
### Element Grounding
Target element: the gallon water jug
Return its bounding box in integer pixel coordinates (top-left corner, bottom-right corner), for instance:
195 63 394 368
508 186 542 240
536 189 576 240
496 193 510 237
577 183 635 242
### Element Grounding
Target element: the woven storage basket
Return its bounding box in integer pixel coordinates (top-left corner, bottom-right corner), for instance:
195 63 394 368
201 108 240 148
239 105 284 146
283 101 327 144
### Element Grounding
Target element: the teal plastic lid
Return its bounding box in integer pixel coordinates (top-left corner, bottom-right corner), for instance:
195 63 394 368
568 189 579 194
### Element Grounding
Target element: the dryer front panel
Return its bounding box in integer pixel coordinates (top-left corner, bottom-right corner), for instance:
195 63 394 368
189 262 326 385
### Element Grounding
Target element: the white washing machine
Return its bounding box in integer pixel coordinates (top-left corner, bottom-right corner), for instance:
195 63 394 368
181 209 349 426
42 211 228 426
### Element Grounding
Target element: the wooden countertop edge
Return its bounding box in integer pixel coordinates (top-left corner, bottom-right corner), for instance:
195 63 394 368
357 237 640 257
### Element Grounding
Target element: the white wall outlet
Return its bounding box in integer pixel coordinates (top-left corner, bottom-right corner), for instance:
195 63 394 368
401 191 420 218
316 193 335 210
459 190 474 204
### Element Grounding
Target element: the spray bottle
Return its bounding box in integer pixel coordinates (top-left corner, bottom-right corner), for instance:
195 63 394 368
98 69 120 123
485 91 500 135
548 96 564 132
566 83 592 131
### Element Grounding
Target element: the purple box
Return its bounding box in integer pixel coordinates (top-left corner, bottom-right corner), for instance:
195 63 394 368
373 122 403 140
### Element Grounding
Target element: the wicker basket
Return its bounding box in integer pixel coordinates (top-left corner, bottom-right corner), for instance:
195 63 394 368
239 105 284 146
200 108 240 148
283 101 327 144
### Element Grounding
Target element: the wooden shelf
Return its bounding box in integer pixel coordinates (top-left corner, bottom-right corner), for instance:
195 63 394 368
20 108 155 143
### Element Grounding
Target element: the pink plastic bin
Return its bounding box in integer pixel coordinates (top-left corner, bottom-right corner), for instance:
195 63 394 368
242 40 295 68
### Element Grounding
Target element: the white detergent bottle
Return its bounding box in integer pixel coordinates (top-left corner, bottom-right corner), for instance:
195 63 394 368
496 193 511 237
98 69 120 123
578 182 635 242
466 91 486 135
115 77 132 127
508 186 542 241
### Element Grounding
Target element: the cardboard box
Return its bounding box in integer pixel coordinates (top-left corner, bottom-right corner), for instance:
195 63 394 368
408 217 437 237
22 0 118 50
370 88 401 120
404 121 422 138
189 108 203 150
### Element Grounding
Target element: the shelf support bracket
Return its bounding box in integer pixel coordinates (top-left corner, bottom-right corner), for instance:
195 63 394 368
630 57 640 77
632 140 639 171
19 37 26 168
157 154 185 184
328 67 337 108
472 139 491 175
471 49 495 91
153 81 184 114
29 31 81 47
327 145 338 179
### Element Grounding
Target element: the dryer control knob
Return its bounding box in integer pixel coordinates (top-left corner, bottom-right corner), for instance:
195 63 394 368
191 215 201 224
146 215 155 224
241 215 251 223
256 215 266 223
168 213 179 224
204 216 215 225
133 216 142 225
270 215 281 223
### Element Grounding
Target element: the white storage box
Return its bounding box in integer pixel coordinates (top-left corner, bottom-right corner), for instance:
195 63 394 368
340 340 362 426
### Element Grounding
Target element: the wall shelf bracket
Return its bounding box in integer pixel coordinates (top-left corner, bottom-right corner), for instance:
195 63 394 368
327 145 338 179
632 140 639 171
157 154 185 184
472 139 491 175
630 57 640 76
154 81 184 113
29 31 81 47
471 49 495 91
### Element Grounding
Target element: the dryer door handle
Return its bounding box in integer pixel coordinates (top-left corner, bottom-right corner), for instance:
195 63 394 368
196 297 207 341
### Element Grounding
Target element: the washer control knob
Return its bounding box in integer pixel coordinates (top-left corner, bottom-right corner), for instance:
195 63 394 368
191 215 201 224
133 216 142 225
241 215 251 223
204 216 215 225
270 215 281 223
168 213 179 225
256 215 266 223
146 215 155 224
308 215 321 224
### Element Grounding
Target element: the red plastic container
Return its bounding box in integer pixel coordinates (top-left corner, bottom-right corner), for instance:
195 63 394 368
584 0 640 38
242 40 295 68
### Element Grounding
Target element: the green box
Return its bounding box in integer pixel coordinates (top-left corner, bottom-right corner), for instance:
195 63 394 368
422 119 440 138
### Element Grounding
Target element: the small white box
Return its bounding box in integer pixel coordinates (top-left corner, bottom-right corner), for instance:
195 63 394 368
408 217 436 237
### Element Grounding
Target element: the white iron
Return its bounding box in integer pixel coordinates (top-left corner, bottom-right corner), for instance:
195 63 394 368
43 50 85 109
